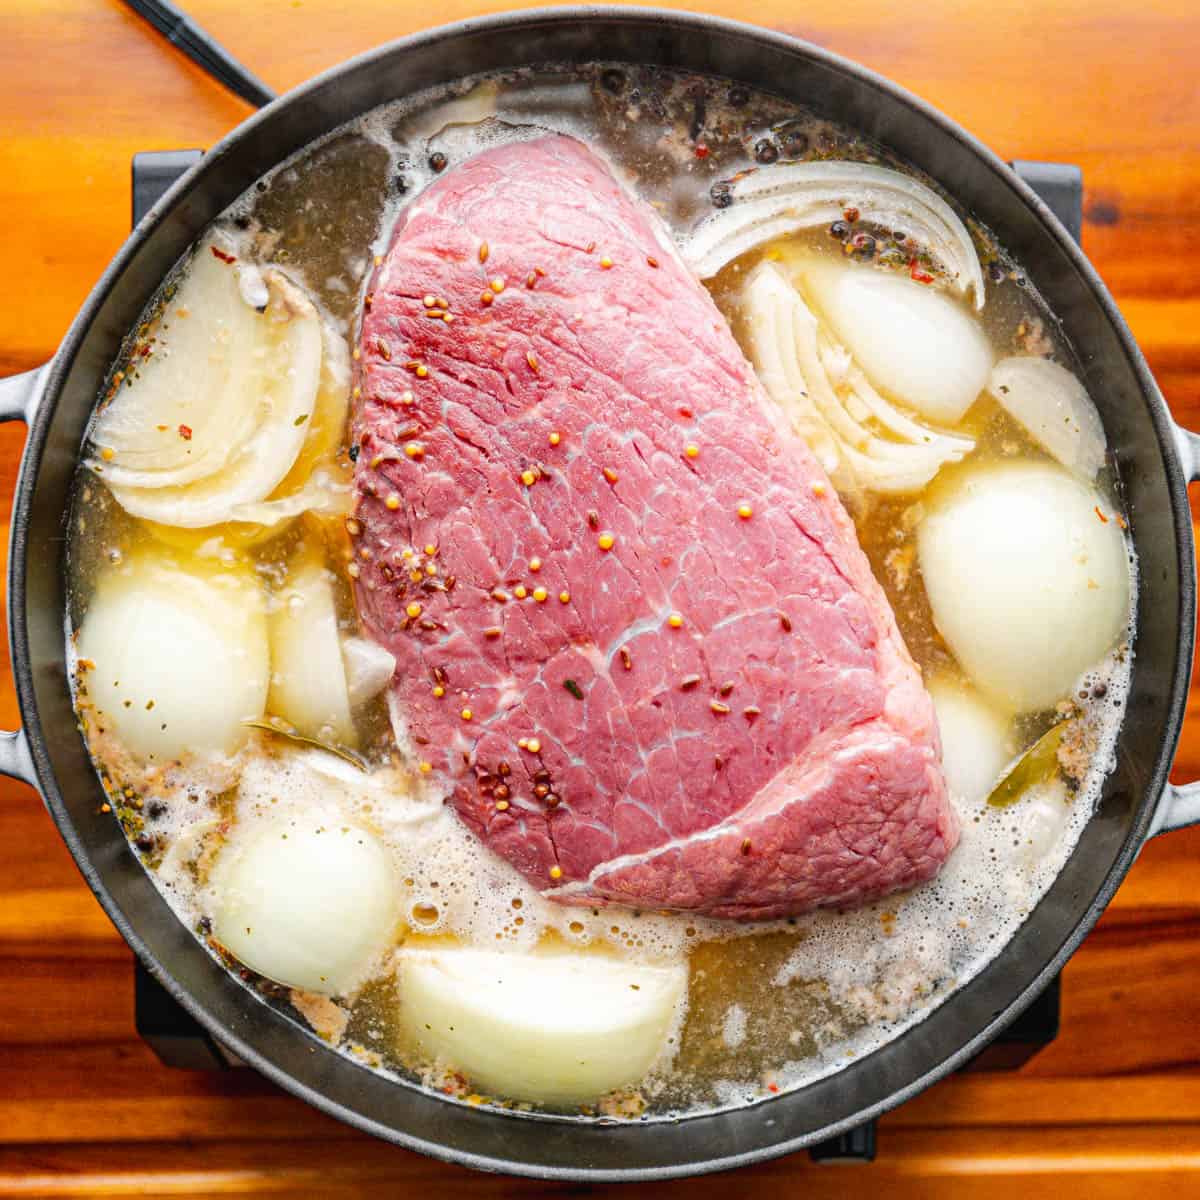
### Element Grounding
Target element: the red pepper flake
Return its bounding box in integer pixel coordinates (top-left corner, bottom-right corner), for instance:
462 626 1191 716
178 424 193 441
909 256 935 285
843 206 860 222
1115 513 1128 530
602 466 618 485
646 256 659 269
619 646 633 671
364 293 374 310
694 142 710 159
210 246 236 264
767 1082 780 1094
1094 505 1109 524
585 241 596 254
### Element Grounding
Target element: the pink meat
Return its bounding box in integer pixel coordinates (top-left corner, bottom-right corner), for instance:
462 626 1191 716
352 135 957 920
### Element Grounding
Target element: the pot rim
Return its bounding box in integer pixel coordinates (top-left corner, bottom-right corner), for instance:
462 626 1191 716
9 6 1194 1181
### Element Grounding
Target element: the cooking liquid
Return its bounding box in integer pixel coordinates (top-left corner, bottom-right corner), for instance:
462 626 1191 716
66 64 1135 1117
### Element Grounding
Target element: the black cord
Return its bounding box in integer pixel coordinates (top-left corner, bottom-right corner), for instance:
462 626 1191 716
121 0 277 109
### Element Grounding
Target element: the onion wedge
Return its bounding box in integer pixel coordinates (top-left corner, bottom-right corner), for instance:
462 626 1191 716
395 946 685 1106
90 239 268 489
685 161 986 309
95 258 324 528
268 555 356 746
987 356 1106 480
742 262 974 496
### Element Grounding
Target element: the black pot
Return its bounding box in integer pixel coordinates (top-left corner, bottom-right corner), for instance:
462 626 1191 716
2 7 1197 1181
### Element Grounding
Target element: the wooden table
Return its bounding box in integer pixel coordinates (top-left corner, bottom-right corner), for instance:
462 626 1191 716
2 1 1199 1194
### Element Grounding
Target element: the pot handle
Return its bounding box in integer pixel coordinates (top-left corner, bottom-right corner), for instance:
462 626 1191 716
1149 420 1200 836
0 363 49 785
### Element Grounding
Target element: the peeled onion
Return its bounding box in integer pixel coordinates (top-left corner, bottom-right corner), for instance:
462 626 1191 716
341 637 396 708
212 816 398 994
1018 778 1073 865
92 239 325 528
268 557 355 745
927 674 1013 804
987 356 1106 480
918 462 1130 711
799 259 993 426
395 946 686 1106
743 262 974 497
75 556 268 760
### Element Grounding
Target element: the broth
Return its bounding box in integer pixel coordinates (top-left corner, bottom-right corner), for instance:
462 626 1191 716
66 63 1135 1118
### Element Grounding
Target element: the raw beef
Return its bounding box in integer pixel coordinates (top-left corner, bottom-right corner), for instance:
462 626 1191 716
353 135 957 919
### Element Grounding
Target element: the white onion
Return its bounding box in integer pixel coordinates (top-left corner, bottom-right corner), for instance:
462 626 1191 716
341 637 396 708
685 161 986 308
799 258 993 426
95 255 324 528
1018 778 1073 866
927 674 1013 805
212 816 398 994
90 239 266 489
75 556 268 760
987 356 1107 480
742 262 974 496
917 462 1130 712
268 559 355 745
395 947 686 1105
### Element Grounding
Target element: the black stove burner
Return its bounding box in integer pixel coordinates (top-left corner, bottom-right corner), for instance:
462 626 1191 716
126 150 1082 1163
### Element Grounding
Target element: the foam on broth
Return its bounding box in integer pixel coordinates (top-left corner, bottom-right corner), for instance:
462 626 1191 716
65 63 1136 1117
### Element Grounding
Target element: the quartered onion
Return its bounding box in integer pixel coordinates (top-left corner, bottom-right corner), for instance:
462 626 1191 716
268 556 355 746
75 555 268 761
685 161 986 308
341 637 396 708
92 241 326 528
918 461 1130 712
987 356 1107 480
927 674 1012 806
799 258 993 426
743 262 974 496
395 947 686 1106
91 240 268 489
212 815 398 995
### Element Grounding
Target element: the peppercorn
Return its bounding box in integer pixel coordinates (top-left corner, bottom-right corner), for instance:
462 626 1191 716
428 151 447 173
601 68 626 94
728 84 750 108
829 220 851 242
710 182 733 209
135 833 155 852
780 126 808 157
848 232 877 261
754 138 779 165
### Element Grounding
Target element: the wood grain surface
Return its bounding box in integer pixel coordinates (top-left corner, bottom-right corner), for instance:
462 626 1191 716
2 0 1199 1195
